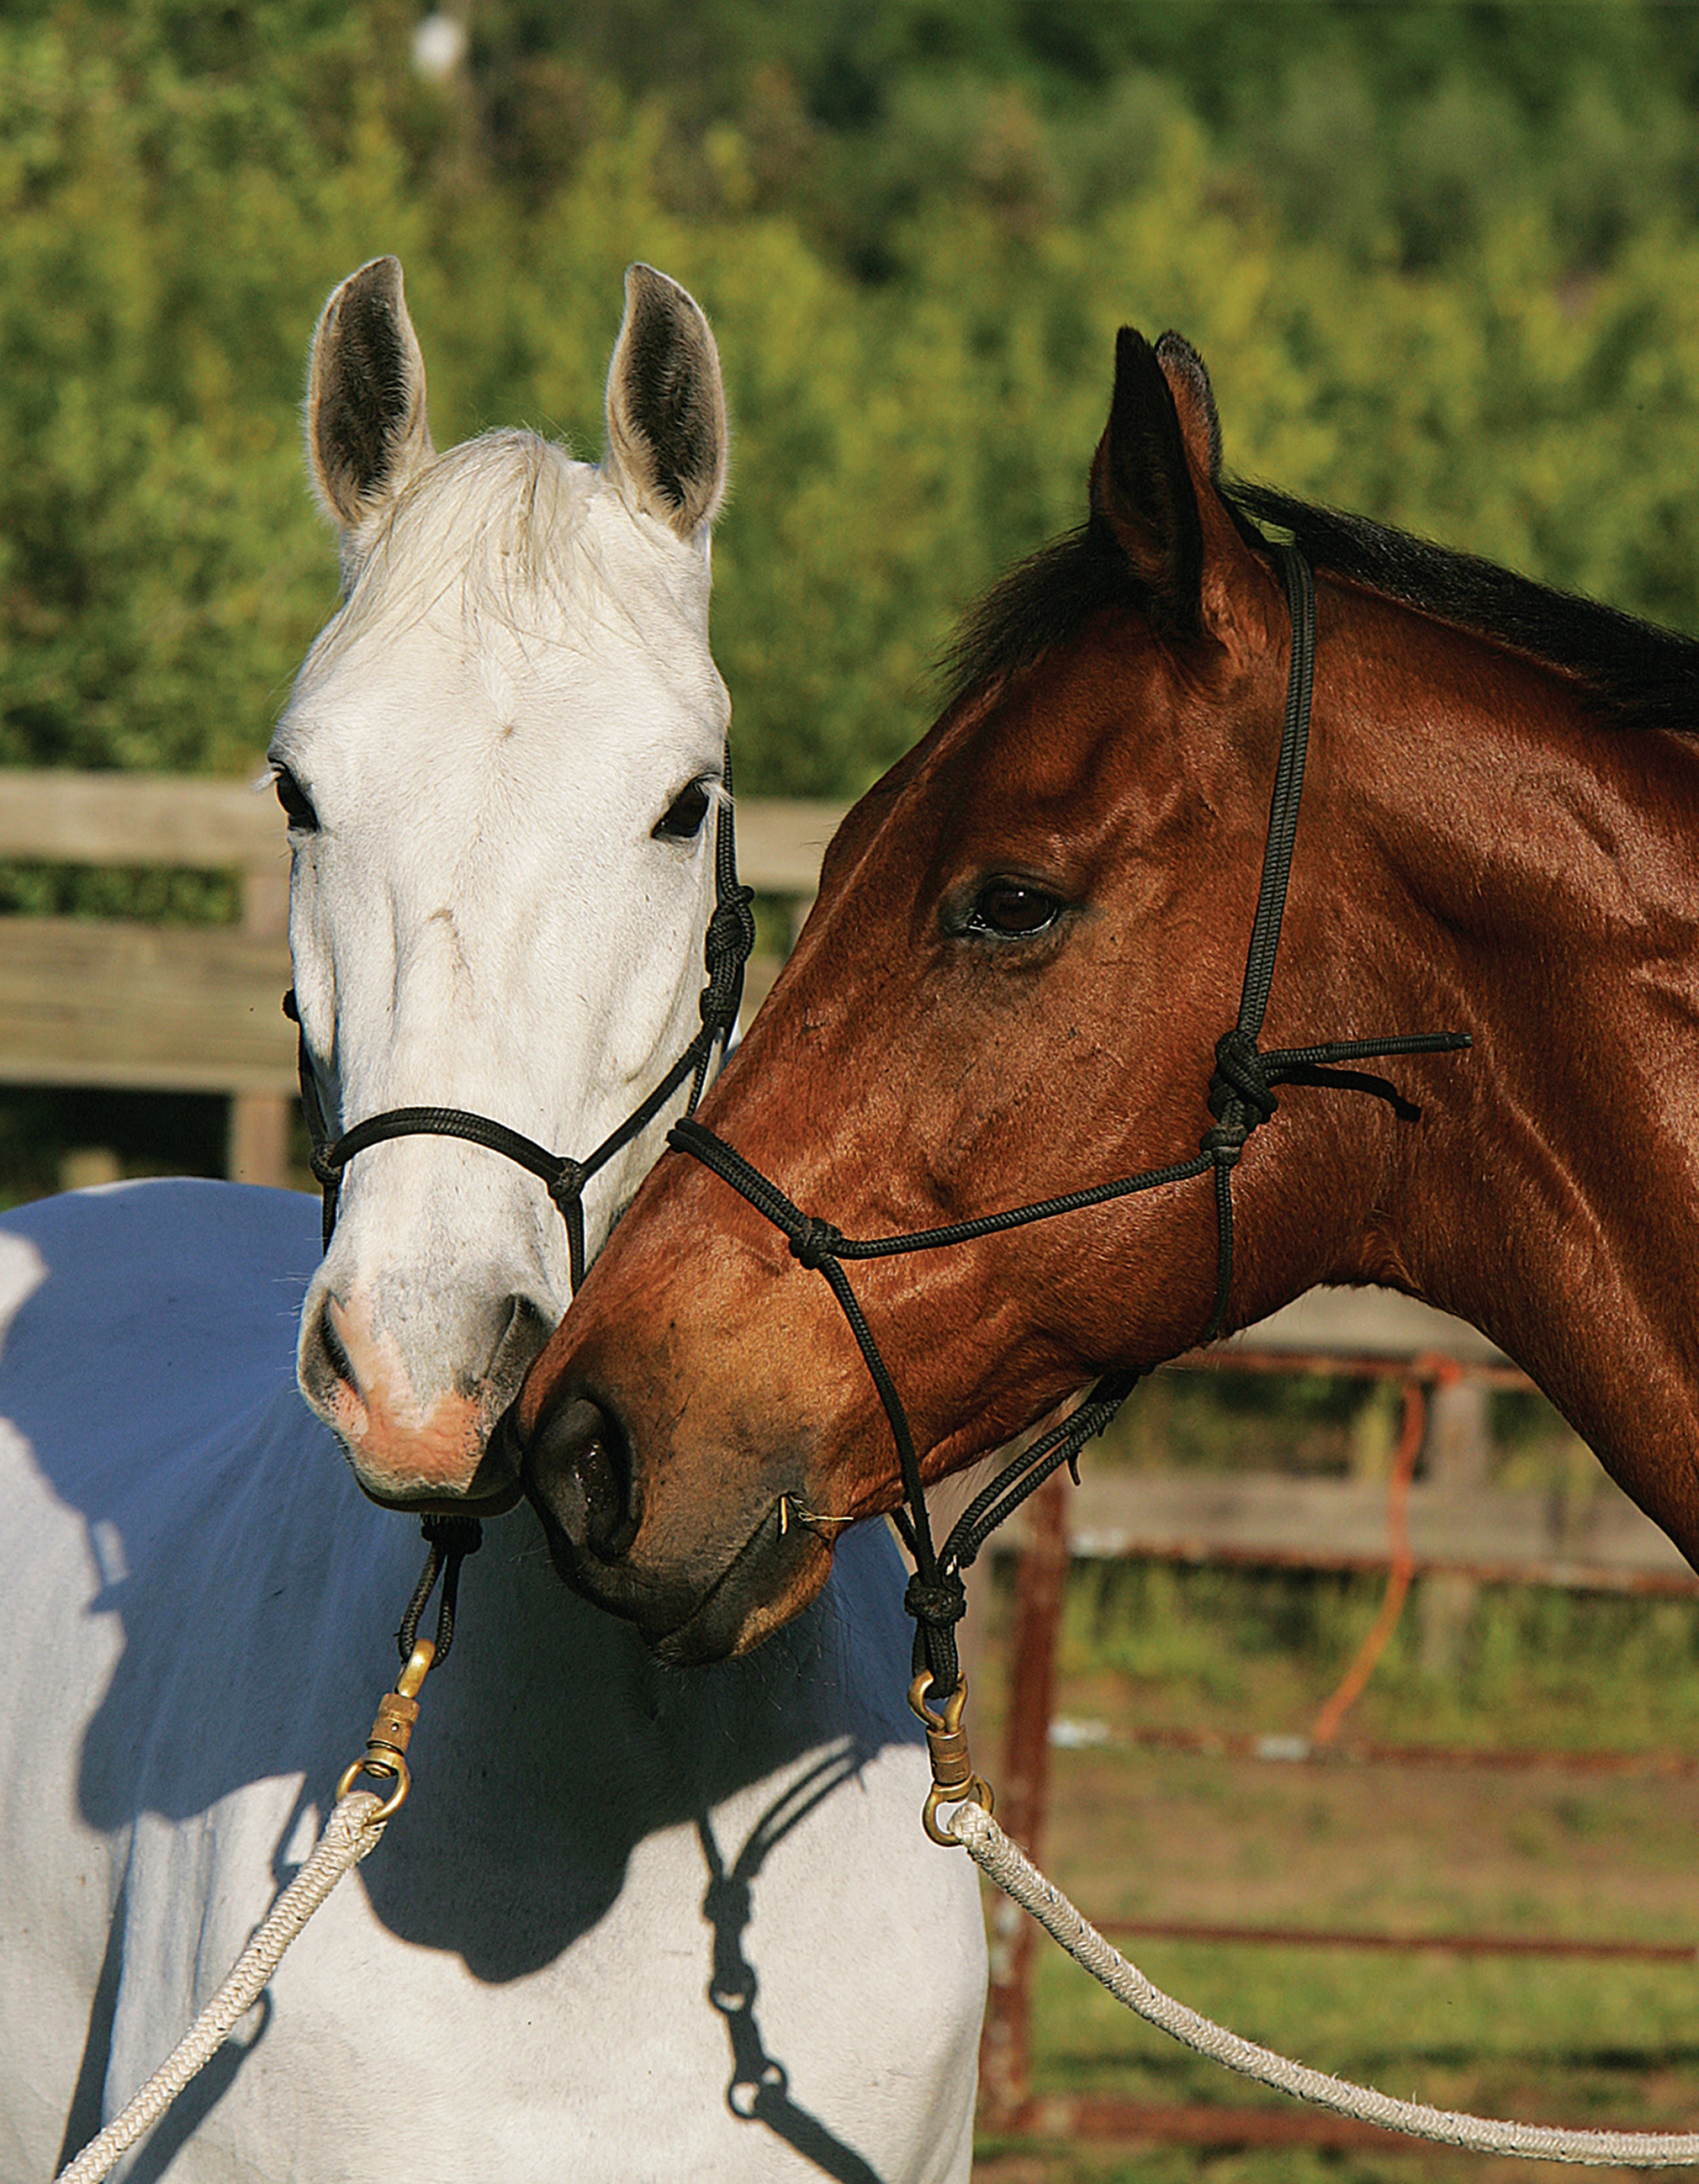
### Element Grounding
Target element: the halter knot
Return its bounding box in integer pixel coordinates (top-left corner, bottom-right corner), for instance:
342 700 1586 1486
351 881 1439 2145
788 1216 844 1271
420 1511 483 1555
1200 1119 1249 1163
904 1571 968 1629
546 1157 588 1214
706 885 757 964
700 887 757 1025
1207 1027 1279 1124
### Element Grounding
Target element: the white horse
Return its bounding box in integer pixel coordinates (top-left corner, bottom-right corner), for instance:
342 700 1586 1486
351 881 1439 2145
0 261 984 2183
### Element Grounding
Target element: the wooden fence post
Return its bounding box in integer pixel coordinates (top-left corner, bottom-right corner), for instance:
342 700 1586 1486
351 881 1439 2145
977 1471 1071 2129
227 867 293 1189
1418 1363 1487 1673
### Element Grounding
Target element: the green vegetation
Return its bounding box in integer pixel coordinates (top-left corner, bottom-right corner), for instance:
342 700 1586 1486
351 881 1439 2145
11 0 1699 798
11 1 1699 1179
1054 1556 1699 1751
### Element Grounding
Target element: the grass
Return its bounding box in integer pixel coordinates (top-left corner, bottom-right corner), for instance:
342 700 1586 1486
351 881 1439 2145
1057 1559 1699 1754
969 1555 1699 2182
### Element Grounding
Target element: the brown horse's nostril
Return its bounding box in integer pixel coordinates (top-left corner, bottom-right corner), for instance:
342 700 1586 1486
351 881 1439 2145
524 1396 639 1563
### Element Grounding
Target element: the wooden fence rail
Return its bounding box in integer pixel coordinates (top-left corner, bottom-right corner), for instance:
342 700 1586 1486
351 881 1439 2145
976 1307 1699 2147
1001 1462 1699 1593
0 769 846 1186
8 767 1679 1592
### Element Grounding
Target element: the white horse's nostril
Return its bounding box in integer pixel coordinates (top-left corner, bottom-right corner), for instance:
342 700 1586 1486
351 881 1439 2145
318 1294 356 1387
322 1293 369 1395
293 1291 369 1439
486 1292 554 1396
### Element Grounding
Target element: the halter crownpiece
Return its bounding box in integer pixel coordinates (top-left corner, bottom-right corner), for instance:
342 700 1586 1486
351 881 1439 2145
285 741 755 1275
668 545 1471 1713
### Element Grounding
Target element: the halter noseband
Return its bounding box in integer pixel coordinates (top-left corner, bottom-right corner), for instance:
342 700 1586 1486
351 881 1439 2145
286 743 756 1284
668 547 1470 1693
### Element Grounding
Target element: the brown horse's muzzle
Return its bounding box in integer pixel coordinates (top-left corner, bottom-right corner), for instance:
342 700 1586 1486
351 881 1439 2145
503 1144 889 1657
506 1374 836 1662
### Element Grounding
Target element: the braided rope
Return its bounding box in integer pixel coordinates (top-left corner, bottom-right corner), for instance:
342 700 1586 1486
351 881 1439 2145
948 1798 1699 2165
55 1792 388 2184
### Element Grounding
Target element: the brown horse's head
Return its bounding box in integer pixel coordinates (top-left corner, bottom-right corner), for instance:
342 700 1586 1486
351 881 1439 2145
502 320 1506 1662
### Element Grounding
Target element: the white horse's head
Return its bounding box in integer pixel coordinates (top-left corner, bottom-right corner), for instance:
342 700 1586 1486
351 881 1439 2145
274 257 730 1512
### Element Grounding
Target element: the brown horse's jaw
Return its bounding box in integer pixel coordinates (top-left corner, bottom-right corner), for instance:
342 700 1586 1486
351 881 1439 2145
527 1478 835 1663
649 1501 836 1663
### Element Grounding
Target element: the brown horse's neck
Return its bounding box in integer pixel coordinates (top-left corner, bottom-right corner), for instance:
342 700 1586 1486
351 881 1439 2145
1311 591 1699 1555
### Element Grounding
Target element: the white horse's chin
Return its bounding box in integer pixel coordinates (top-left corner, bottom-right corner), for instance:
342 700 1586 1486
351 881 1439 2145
327 1392 528 1515
343 1452 526 1518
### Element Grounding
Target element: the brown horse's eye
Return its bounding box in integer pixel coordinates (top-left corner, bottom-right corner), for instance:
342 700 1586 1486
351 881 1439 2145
968 881 1065 938
653 780 713 842
274 767 319 833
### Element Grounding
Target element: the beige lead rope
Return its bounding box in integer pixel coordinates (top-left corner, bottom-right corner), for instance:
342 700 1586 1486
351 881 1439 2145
57 1636 1699 2177
938 1781 1699 2166
54 1642 437 2184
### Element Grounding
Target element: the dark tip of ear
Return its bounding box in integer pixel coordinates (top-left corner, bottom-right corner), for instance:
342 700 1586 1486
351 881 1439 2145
1155 330 1223 483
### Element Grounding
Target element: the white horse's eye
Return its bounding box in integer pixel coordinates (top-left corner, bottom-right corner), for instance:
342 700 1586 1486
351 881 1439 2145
274 767 320 833
653 781 712 842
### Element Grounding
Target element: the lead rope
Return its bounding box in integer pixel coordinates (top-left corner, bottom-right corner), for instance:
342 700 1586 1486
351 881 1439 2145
946 1799 1699 2165
54 1521 480 2184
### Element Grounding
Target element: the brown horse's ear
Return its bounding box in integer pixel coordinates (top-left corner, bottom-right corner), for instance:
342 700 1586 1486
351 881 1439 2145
604 265 728 544
305 258 435 555
1090 327 1268 652
1089 328 1206 638
1154 331 1224 484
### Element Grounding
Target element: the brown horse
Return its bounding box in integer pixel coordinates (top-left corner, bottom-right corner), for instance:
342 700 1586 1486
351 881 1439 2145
505 321 1699 1669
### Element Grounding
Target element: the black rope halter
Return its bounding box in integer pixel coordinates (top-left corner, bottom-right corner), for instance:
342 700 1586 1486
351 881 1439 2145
668 547 1470 1694
287 746 753 1661
285 741 756 1281
395 1510 483 1665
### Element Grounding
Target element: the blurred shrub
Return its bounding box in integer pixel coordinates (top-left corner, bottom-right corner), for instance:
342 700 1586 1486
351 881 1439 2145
10 0 1699 1192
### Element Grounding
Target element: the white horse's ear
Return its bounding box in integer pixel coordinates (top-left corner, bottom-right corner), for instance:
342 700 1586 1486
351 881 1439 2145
604 266 728 542
305 257 435 541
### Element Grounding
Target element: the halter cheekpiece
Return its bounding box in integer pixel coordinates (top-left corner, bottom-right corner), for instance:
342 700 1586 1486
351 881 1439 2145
668 546 1472 1695
285 741 755 1286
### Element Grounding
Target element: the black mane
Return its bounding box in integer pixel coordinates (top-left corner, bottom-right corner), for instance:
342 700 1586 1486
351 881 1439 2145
945 522 1130 703
948 483 1699 736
